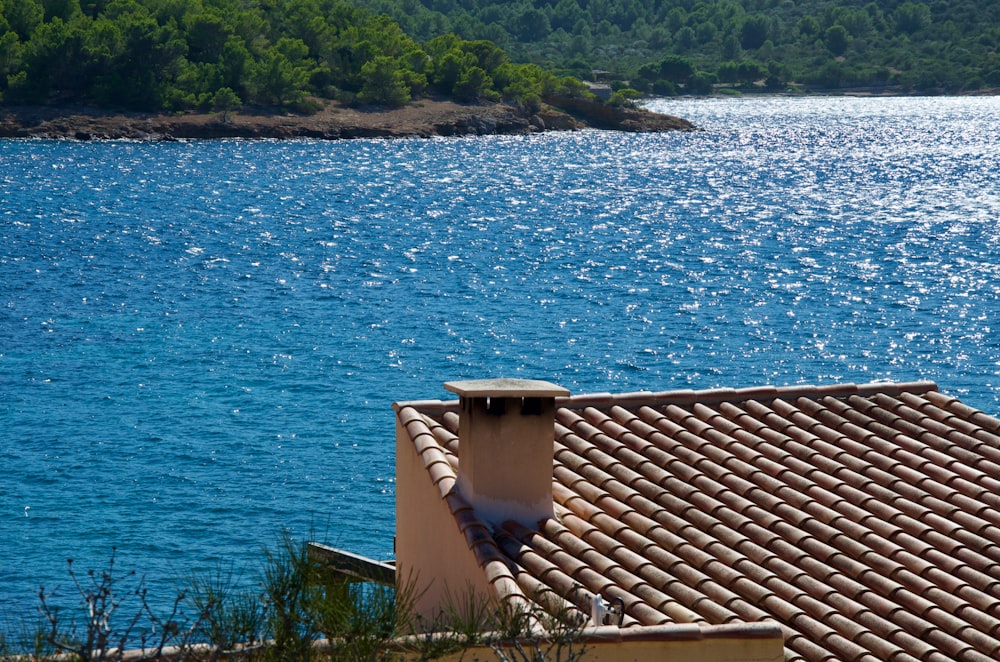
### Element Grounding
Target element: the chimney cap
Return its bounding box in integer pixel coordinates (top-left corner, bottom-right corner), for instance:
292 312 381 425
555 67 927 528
444 378 569 399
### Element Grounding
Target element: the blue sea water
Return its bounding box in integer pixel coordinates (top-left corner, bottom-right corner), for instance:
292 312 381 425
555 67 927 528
2 95 999 623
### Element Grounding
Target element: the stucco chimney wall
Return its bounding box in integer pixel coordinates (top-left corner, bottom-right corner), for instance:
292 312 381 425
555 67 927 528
444 378 569 527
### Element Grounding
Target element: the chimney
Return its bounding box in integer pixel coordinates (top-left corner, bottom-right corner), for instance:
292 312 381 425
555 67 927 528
444 378 569 527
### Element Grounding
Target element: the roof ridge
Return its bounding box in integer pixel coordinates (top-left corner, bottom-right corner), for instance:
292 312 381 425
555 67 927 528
394 381 940 413
560 380 938 410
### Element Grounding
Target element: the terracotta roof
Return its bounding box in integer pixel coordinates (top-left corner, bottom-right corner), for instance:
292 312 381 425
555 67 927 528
394 381 1000 661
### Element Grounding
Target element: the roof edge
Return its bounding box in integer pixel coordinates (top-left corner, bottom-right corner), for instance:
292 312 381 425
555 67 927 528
580 621 784 643
393 380 939 414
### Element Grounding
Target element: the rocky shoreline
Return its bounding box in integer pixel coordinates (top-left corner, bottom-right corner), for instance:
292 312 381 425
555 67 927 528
0 97 696 141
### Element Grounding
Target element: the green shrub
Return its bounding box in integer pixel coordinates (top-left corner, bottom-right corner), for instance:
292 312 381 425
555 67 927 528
2 536 590 662
608 87 641 107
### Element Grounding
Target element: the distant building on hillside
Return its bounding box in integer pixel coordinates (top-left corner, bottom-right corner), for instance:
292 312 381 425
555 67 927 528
583 81 613 99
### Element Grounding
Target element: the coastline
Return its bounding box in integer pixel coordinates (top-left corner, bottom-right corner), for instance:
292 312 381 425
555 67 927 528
0 97 696 141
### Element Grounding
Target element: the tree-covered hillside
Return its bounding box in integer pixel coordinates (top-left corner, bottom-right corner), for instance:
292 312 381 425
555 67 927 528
2 0 997 114
353 0 1000 93
0 0 587 110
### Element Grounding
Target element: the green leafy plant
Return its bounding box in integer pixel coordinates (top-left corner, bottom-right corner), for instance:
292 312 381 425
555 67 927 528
0 612 56 661
259 533 322 662
314 582 400 661
4 537 593 662
211 87 242 122
608 87 641 107
186 565 266 661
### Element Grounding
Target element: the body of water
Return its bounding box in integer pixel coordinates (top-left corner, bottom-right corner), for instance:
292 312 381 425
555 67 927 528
2 95 999 624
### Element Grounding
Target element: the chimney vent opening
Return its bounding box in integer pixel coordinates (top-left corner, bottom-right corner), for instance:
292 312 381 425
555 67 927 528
486 396 505 416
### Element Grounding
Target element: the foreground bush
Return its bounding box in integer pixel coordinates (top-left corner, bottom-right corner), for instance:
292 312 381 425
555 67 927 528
0 534 588 662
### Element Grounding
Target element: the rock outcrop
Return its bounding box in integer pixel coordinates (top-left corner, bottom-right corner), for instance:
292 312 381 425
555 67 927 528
0 97 695 141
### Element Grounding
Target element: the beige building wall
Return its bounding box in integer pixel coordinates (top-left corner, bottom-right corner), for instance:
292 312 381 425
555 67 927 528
407 633 784 662
395 416 492 625
581 637 784 662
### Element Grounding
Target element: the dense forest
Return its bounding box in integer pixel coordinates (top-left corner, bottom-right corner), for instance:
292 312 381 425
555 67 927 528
0 0 997 112
356 0 1000 94
0 0 588 111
